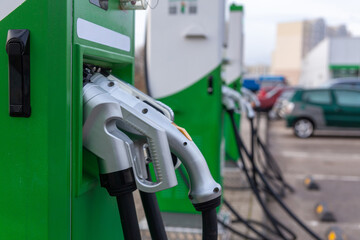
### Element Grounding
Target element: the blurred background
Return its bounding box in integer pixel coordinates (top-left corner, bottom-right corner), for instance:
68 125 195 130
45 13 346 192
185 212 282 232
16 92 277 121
135 1 360 239
135 0 360 88
2 1 359 240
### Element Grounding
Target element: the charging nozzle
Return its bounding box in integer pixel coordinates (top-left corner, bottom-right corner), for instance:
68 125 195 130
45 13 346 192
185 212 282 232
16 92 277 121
106 74 174 121
83 84 135 174
91 73 221 209
222 86 255 119
240 87 260 108
82 82 178 193
164 119 222 208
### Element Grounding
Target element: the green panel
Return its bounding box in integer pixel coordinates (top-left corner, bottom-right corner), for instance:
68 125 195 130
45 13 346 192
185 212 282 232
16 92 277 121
0 0 72 239
47 0 73 239
71 1 135 239
1 0 134 239
73 0 135 57
329 65 360 78
230 4 244 12
155 65 223 213
224 77 242 162
71 44 134 240
329 65 360 69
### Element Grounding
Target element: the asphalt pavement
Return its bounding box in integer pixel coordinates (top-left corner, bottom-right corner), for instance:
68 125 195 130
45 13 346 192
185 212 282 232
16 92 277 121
267 119 360 240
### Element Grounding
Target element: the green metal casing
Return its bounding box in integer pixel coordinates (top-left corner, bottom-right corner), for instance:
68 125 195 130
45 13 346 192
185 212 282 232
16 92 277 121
230 4 244 12
0 1 135 239
145 0 225 214
154 66 224 214
223 77 242 162
223 3 244 162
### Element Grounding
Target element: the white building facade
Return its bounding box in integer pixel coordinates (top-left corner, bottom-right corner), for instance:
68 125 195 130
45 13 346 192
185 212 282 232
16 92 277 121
300 37 360 87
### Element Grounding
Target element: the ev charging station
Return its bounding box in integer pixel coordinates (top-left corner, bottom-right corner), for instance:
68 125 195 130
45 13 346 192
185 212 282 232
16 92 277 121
1 1 321 240
1 1 223 240
1 1 137 239
223 4 245 162
146 0 226 214
224 4 244 87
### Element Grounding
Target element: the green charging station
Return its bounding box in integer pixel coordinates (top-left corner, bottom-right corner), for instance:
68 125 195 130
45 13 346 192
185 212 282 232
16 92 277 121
223 4 245 162
146 0 226 214
0 1 139 239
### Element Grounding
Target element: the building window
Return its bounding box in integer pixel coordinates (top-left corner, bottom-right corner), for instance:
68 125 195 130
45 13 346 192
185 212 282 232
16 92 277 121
169 6 177 15
331 66 360 78
189 5 197 14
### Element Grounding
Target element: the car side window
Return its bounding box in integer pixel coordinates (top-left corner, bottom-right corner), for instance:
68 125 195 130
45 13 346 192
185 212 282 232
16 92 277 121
337 83 353 88
302 91 331 105
334 90 360 107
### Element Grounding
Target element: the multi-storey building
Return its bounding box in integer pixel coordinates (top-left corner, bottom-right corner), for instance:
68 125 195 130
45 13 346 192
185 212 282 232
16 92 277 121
271 18 350 85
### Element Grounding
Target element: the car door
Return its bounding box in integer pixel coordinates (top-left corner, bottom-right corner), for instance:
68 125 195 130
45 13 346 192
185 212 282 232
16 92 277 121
332 89 360 128
302 89 337 128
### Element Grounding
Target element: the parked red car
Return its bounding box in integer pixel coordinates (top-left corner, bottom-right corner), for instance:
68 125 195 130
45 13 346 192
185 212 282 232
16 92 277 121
256 85 285 112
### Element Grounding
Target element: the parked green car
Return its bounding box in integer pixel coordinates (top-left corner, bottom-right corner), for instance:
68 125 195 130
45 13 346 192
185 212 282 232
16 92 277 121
284 88 360 138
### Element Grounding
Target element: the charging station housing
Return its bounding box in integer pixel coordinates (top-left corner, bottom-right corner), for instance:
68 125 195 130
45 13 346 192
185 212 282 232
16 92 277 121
146 0 225 213
223 4 245 162
0 1 136 239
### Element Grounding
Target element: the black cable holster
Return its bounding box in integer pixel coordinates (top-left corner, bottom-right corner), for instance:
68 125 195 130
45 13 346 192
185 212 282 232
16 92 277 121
99 168 137 196
193 196 221 212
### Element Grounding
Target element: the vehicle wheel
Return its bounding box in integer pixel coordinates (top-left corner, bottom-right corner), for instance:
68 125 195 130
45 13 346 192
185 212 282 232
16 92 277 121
293 118 314 138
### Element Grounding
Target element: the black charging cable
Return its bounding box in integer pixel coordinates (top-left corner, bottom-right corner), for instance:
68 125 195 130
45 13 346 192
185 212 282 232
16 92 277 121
256 135 295 194
223 198 281 240
179 167 220 240
249 117 291 197
250 114 294 195
139 165 168 240
229 110 322 240
179 166 285 240
100 169 142 240
222 112 294 239
228 110 297 240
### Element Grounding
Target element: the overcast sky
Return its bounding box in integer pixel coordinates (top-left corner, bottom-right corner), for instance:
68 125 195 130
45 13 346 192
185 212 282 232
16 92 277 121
135 0 360 65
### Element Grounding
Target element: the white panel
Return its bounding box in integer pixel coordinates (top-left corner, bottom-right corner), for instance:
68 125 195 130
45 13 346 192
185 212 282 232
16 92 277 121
224 10 244 84
77 18 130 52
146 0 225 98
329 37 360 65
0 0 26 21
299 39 329 87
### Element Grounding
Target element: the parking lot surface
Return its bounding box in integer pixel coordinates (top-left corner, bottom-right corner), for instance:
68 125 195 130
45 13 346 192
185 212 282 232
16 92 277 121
267 119 360 240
